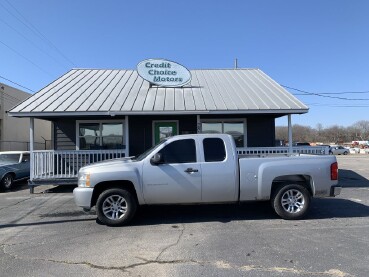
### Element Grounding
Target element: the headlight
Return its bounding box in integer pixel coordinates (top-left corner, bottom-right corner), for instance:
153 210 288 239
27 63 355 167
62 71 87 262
78 172 90 187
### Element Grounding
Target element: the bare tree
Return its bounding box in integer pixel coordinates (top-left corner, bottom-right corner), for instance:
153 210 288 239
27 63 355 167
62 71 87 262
275 126 288 141
347 126 360 141
352 120 369 140
316 123 323 132
276 121 367 144
292 125 316 142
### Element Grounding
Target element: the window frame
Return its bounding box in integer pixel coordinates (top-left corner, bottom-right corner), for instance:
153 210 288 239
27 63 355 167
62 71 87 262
76 120 125 150
200 118 247 147
158 138 197 164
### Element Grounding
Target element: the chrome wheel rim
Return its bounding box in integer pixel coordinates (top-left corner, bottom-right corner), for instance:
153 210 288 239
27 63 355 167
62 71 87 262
102 194 128 220
4 176 12 188
281 189 305 213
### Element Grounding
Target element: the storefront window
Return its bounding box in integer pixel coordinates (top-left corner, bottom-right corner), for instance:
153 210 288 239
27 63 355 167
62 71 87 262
201 121 245 147
201 122 222 134
224 122 244 147
78 121 124 150
79 123 100 150
102 123 123 149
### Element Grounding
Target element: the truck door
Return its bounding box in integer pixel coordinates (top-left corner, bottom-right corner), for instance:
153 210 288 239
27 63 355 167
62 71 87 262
142 138 202 204
200 137 238 202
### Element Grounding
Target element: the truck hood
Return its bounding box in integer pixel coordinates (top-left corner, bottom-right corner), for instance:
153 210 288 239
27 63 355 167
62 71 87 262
80 157 134 171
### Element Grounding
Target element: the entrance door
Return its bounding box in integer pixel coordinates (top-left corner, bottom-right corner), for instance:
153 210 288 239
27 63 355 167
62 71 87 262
153 121 178 145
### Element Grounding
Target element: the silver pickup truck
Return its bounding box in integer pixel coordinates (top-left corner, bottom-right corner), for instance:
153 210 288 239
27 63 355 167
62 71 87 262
73 134 341 226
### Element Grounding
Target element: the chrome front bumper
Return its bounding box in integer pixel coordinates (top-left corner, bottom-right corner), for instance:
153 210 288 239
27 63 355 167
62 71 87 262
73 187 94 209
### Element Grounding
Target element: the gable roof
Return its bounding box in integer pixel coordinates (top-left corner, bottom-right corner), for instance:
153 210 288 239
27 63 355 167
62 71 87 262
8 68 308 117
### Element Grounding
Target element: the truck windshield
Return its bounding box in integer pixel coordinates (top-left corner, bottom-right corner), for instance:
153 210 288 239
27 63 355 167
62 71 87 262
134 139 167 161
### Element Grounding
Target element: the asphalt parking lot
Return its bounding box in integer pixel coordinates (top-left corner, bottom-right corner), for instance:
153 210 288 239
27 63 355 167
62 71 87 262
0 155 368 277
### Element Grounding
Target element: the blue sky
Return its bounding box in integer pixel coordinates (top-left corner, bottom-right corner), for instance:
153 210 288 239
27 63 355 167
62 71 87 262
0 0 368 127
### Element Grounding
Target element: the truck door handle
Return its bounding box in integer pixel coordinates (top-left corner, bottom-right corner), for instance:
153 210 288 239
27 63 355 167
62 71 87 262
184 168 199 173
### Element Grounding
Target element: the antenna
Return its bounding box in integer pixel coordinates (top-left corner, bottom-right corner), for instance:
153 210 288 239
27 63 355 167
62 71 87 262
234 58 238 69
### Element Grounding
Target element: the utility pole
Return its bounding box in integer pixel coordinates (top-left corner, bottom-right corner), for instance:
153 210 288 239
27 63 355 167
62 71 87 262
0 84 4 145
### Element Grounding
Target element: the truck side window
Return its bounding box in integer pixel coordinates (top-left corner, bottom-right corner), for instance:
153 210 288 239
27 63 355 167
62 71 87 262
159 139 196 164
203 138 226 162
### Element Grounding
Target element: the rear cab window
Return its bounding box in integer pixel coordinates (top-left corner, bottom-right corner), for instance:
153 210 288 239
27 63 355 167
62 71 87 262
203 138 226 162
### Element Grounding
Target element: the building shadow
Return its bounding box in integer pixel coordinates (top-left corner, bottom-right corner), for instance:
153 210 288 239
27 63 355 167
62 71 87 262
42 185 77 193
1 198 368 229
0 218 95 229
0 180 28 193
128 198 369 227
0 183 77 194
309 198 369 219
339 169 369 188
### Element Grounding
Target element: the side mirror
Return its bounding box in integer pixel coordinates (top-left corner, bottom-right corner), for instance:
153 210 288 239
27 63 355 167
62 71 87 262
150 153 163 165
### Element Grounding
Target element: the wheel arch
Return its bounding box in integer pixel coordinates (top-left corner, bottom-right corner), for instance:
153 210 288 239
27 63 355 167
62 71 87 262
1 172 16 181
91 180 139 208
271 175 313 198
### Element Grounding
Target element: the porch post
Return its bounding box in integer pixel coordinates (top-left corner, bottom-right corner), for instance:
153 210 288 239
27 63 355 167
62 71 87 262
288 114 293 154
29 117 34 193
196 115 201 133
125 115 129 157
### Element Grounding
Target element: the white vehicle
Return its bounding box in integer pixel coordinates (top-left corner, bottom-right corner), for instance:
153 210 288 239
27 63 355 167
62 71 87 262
330 146 349 155
74 134 341 226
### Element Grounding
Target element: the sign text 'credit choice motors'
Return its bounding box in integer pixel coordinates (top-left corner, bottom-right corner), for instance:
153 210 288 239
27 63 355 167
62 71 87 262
137 59 191 87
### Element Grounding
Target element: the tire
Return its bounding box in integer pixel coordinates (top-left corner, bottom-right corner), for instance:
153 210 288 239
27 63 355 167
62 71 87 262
271 184 311 220
1 173 14 190
96 188 137 226
343 151 348 155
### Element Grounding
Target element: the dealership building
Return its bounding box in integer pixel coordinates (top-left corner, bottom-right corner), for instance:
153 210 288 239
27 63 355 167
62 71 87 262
9 59 320 188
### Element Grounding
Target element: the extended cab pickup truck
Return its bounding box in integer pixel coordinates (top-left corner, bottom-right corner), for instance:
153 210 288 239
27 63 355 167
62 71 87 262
73 134 341 226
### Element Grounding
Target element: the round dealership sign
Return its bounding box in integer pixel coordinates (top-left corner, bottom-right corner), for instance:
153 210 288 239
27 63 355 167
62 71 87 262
137 59 191 87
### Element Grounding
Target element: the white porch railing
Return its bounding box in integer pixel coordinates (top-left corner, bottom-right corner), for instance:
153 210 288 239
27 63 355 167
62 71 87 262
31 149 127 180
30 146 328 181
237 146 329 155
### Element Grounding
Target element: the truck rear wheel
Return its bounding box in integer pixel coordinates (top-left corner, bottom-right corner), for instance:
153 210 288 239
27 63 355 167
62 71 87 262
96 188 137 226
272 184 311 220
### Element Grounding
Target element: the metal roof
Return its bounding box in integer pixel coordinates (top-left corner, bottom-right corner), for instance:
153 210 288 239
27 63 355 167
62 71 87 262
8 68 308 117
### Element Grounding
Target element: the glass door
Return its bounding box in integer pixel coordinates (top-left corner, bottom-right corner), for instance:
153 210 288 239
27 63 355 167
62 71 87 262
153 121 178 145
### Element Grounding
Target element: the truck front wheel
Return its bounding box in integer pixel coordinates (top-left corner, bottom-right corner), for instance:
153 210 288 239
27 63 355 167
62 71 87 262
272 184 311 220
96 188 137 226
